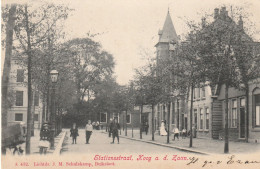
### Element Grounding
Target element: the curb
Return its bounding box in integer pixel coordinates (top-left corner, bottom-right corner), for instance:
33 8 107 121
101 131 209 155
53 131 67 155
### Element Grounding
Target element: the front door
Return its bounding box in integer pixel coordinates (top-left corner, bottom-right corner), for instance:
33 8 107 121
185 117 188 130
240 107 246 138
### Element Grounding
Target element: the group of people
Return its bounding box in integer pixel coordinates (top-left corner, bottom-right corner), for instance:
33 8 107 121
69 120 93 144
159 120 196 140
69 118 121 145
92 121 103 130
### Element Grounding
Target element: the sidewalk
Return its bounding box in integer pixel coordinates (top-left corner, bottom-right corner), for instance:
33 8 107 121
105 129 260 155
18 129 66 155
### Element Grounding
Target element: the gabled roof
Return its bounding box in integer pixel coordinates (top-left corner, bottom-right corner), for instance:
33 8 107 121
158 11 178 44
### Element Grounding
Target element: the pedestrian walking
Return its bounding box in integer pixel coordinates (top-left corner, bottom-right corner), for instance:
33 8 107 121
110 119 120 144
85 120 93 144
144 122 149 135
108 118 113 137
172 125 179 140
39 122 51 155
70 123 79 144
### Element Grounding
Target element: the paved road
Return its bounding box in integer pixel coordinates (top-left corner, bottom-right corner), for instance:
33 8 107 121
61 129 186 154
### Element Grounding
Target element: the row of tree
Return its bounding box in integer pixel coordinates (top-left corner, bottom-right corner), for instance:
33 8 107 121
1 3 119 154
133 6 260 153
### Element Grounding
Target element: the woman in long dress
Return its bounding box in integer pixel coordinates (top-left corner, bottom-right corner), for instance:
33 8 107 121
160 121 167 136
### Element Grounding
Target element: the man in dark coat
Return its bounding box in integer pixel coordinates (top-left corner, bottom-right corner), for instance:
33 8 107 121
144 122 149 135
110 119 120 144
70 123 79 144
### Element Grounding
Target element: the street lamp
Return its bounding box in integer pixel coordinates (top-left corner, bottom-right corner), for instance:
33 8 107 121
50 70 59 149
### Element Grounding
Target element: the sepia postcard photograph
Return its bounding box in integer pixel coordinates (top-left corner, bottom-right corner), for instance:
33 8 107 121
1 0 260 169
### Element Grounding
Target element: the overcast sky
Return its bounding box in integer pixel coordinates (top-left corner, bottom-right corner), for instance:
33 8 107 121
2 0 260 85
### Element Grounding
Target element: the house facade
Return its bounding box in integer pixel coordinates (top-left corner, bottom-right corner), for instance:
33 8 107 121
217 80 260 143
186 84 215 139
7 55 43 129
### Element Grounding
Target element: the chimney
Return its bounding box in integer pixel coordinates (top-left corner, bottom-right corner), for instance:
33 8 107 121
220 7 227 20
202 17 206 28
238 15 243 30
214 8 219 19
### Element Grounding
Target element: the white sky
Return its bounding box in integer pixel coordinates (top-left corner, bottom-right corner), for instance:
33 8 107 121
2 0 260 85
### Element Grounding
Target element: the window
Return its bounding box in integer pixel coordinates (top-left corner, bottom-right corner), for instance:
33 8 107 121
34 92 39 106
202 87 205 98
200 108 203 129
126 114 131 124
240 98 245 107
255 94 260 126
206 108 209 129
15 113 23 121
194 109 197 127
15 91 23 106
256 106 260 126
100 113 107 123
198 88 200 98
231 100 237 128
34 114 38 121
16 69 24 82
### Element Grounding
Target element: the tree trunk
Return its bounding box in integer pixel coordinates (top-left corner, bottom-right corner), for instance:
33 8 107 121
25 5 33 155
31 90 35 136
132 124 134 138
1 5 16 128
167 101 170 143
140 104 143 139
189 83 194 147
107 111 111 137
152 104 155 141
46 66 50 121
245 83 249 143
42 93 46 123
125 110 128 136
224 83 229 153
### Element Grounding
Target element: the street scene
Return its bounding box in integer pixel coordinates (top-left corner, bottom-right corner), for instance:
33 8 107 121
1 0 260 161
61 129 188 154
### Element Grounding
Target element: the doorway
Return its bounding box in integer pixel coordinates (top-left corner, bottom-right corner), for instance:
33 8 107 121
240 107 245 138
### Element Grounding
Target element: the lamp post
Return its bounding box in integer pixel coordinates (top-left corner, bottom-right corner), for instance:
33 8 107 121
50 70 59 149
